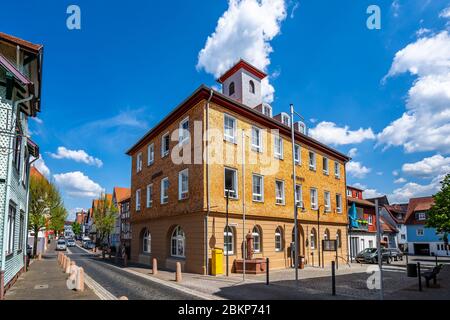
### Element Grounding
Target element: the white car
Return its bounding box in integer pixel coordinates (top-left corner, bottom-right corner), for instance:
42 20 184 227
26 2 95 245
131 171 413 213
56 239 67 251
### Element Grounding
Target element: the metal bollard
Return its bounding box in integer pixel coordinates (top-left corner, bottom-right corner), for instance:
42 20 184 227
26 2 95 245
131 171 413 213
124 254 128 267
176 262 182 282
331 261 336 296
266 258 269 285
435 255 438 267
153 258 158 275
76 267 85 292
417 262 422 291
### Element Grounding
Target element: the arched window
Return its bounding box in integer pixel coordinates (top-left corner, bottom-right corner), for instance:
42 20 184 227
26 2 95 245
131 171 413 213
252 226 262 253
249 80 255 94
171 226 185 258
229 82 235 96
142 229 151 253
275 227 283 252
336 230 342 248
324 229 330 241
224 226 234 255
310 228 317 249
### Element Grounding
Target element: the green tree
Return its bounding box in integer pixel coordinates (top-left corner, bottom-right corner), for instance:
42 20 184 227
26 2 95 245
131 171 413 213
29 174 66 256
93 194 117 248
426 174 450 245
72 221 82 236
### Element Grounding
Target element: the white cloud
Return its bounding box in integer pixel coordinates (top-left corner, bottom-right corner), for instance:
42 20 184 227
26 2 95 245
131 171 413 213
346 161 372 179
378 31 450 153
402 154 450 178
196 0 287 103
290 1 299 19
34 155 50 177
31 117 43 124
394 177 407 184
392 170 399 176
416 28 431 37
348 148 358 158
53 171 104 198
49 147 103 168
309 122 375 146
439 6 450 19
389 175 442 203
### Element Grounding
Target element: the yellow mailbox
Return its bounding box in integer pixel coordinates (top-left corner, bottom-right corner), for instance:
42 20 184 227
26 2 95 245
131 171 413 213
211 248 223 276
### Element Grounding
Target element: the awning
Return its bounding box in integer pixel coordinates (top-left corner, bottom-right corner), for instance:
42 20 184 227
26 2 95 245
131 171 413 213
27 138 39 158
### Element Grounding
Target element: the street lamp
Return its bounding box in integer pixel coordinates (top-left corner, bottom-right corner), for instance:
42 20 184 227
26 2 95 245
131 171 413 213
225 189 230 277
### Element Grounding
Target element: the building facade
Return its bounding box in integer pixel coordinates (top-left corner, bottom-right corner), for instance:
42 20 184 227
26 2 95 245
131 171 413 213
0 32 42 298
127 60 350 274
347 186 377 260
119 195 131 258
405 197 448 256
111 187 130 250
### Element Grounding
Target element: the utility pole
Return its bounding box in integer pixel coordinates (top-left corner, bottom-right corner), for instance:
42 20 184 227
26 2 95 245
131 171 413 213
375 199 384 300
226 190 229 277
290 104 299 285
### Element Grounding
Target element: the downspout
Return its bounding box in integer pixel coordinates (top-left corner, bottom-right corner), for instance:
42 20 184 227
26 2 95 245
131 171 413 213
204 89 213 275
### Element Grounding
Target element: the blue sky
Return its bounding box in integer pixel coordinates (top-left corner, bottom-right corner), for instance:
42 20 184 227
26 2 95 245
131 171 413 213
2 0 450 220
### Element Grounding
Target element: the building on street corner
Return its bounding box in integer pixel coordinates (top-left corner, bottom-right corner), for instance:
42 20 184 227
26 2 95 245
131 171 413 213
0 32 42 298
112 187 130 251
126 60 350 275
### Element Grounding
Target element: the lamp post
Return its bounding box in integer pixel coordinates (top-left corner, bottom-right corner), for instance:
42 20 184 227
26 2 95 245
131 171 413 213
225 189 230 277
316 204 325 268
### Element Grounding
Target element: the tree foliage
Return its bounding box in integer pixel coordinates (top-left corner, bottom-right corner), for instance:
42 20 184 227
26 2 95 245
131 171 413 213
93 194 117 246
72 221 82 236
426 174 450 243
29 173 66 255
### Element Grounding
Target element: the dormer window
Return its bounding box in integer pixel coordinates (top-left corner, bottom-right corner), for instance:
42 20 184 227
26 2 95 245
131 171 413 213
249 80 255 94
229 82 235 96
263 104 272 117
281 113 291 127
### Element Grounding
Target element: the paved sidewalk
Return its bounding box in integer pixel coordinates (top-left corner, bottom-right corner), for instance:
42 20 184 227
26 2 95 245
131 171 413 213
5 246 98 300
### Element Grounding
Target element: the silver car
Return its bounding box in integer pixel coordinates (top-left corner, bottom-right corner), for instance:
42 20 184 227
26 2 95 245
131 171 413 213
56 240 67 251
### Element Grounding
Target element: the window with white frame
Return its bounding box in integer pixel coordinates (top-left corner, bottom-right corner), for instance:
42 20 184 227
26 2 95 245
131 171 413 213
275 227 283 252
6 203 16 254
224 226 234 255
18 210 24 251
324 191 331 212
136 152 143 173
417 212 426 221
334 161 340 178
295 184 303 208
274 136 283 159
294 144 301 165
252 174 264 202
161 177 169 204
310 228 317 249
178 169 189 200
323 157 329 175
252 226 262 253
224 114 237 143
142 229 151 253
368 215 373 225
309 151 316 170
171 226 185 257
252 126 262 152
224 168 238 199
336 194 342 213
179 117 190 144
281 113 291 127
310 188 318 210
275 180 285 205
263 104 272 117
417 228 424 236
146 184 153 208
147 143 154 166
136 189 141 211
161 133 170 157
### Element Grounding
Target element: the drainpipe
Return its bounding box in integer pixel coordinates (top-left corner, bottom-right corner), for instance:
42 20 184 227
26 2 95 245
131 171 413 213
204 89 213 275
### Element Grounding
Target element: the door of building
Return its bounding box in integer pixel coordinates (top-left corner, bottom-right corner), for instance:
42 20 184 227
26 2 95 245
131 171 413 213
350 237 359 260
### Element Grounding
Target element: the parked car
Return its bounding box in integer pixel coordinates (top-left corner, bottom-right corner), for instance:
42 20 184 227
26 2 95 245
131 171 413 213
387 248 404 261
56 239 67 251
67 239 76 247
83 241 95 250
355 248 392 264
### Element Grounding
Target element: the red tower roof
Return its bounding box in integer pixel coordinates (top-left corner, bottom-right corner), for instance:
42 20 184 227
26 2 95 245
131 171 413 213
217 59 267 84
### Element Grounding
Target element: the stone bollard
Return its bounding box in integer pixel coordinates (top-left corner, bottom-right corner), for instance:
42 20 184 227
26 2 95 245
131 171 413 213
62 255 66 269
176 262 182 282
65 257 72 274
38 253 42 260
76 267 85 292
119 296 129 300
152 258 158 275
58 253 61 265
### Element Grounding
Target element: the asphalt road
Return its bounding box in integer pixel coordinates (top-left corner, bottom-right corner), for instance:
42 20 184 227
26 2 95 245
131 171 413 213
67 245 199 300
